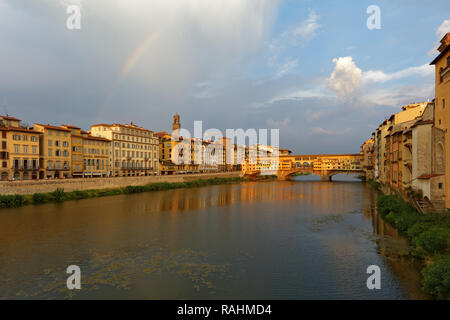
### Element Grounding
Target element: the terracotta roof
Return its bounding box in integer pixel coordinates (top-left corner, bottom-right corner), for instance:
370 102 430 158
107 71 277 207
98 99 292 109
85 135 111 142
62 124 81 129
1 115 21 121
0 126 41 134
281 154 362 158
431 33 450 65
411 119 434 128
91 123 153 133
34 123 72 132
418 173 444 180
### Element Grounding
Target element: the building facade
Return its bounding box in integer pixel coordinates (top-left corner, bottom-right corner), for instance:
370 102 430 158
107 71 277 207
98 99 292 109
34 124 72 179
90 122 159 177
83 134 111 177
431 32 450 209
0 115 40 181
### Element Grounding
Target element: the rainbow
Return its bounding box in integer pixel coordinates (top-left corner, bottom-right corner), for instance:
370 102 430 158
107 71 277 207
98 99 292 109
97 30 158 121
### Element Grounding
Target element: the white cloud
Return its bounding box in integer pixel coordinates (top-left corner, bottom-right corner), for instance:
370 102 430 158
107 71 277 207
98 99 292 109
292 10 322 40
429 19 450 56
327 57 362 97
311 127 351 135
268 88 327 104
267 117 289 128
437 19 450 39
276 59 298 78
1 0 280 95
268 10 322 77
363 64 434 84
365 84 434 107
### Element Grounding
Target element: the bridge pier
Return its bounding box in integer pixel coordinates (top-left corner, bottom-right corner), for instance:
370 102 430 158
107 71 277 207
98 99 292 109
320 175 332 182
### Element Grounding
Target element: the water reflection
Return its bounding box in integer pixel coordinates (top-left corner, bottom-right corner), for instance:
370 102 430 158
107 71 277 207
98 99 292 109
0 176 426 299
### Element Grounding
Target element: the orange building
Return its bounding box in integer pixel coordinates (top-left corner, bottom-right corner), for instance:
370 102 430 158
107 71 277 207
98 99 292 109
0 115 41 180
431 32 450 209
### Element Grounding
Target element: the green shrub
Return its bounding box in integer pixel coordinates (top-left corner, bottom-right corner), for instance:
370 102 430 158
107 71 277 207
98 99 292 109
0 195 25 208
32 193 49 204
369 180 381 190
377 195 405 215
72 190 90 200
385 210 421 232
123 185 146 194
51 188 65 202
414 227 448 253
407 222 432 239
422 255 450 299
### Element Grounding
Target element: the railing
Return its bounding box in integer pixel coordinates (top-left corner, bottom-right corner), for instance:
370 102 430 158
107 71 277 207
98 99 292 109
12 165 39 170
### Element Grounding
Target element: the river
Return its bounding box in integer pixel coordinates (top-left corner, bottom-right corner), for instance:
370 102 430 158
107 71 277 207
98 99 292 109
0 175 428 299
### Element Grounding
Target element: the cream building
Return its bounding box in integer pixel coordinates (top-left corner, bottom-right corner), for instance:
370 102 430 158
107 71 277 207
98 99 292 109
90 122 159 177
411 103 446 211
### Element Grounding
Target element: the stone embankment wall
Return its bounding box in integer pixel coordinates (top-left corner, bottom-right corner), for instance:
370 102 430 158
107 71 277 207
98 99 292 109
0 172 243 195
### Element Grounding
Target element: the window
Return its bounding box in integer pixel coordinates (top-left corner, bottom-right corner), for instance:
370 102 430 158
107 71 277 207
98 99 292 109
13 134 20 141
32 146 37 154
48 149 52 156
23 145 28 154
31 136 37 142
48 140 52 146
14 144 20 153
439 183 443 189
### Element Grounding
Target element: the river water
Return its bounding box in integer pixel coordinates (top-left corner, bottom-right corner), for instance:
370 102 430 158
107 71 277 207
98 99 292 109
0 175 428 299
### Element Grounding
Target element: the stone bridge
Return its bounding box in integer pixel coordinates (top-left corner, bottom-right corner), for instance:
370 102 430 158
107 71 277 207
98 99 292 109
243 154 364 181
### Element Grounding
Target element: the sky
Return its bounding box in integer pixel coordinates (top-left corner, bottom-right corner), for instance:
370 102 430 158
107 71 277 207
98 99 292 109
1 0 449 154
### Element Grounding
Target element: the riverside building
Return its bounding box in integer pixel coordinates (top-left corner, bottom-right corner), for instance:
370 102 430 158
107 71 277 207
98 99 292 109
90 122 159 177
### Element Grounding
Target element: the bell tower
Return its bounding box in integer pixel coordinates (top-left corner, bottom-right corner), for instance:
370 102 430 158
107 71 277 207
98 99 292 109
172 113 180 131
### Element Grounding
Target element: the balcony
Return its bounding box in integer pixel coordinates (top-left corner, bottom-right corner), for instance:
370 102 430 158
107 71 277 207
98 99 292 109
441 64 450 83
46 166 70 171
12 165 39 171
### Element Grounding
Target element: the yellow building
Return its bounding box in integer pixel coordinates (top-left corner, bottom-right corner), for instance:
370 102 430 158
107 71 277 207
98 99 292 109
82 132 111 177
157 115 200 175
90 122 158 177
431 32 450 209
34 124 72 179
0 115 40 181
61 125 84 177
361 138 374 180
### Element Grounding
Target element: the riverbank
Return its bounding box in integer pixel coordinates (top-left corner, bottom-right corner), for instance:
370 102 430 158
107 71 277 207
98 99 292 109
0 172 242 195
375 194 450 299
0 176 245 210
